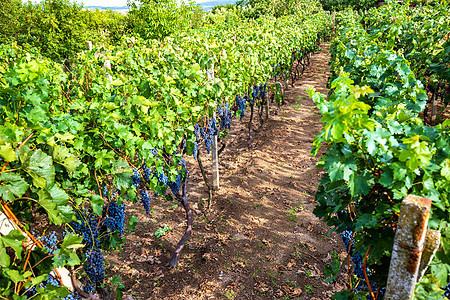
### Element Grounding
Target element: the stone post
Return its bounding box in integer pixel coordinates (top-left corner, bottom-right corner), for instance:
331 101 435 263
385 195 431 300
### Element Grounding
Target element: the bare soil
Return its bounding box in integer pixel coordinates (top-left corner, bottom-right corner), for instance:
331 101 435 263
104 44 349 300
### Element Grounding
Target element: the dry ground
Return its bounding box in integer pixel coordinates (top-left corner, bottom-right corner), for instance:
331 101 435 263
104 43 349 300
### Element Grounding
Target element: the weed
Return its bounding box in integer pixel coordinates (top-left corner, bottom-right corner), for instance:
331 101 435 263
253 270 259 281
305 285 313 293
286 207 298 222
324 250 341 283
155 226 172 238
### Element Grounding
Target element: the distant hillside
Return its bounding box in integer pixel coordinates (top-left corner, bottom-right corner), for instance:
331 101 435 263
197 0 238 10
85 1 237 12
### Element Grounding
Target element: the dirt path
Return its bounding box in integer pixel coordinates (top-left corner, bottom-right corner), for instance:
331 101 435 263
104 44 348 300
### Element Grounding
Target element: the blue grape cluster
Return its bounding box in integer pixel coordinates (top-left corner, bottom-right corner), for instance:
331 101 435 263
251 85 260 104
70 212 101 250
150 147 158 156
194 123 201 141
340 228 381 298
85 247 104 287
139 189 151 214
168 174 182 195
193 142 199 159
340 229 371 279
143 160 152 182
260 82 267 100
355 283 386 300
131 168 141 188
102 197 125 236
180 157 186 170
236 95 246 120
38 231 58 255
69 212 103 291
217 103 232 130
443 282 450 298
205 119 218 153
157 170 169 184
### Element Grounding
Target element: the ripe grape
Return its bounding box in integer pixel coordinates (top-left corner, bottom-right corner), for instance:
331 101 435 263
38 231 58 255
131 168 141 188
236 95 246 119
139 189 151 214
168 174 182 195
86 247 104 287
143 160 152 182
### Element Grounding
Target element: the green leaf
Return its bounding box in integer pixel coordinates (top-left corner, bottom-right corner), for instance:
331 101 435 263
348 170 373 196
52 145 80 174
37 185 72 225
111 159 132 191
441 159 450 181
22 149 55 188
0 173 30 202
0 230 26 260
90 194 103 216
0 142 16 162
0 245 11 267
3 269 32 284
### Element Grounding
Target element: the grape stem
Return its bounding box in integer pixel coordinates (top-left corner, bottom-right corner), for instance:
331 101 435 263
347 231 354 290
362 245 375 299
170 176 192 268
196 144 213 209
71 266 90 298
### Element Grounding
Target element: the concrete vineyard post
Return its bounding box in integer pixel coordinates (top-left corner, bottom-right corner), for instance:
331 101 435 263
207 64 219 190
417 229 441 283
87 41 92 51
385 195 431 300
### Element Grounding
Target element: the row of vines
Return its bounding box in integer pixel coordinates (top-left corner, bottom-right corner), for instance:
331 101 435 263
0 2 332 299
310 1 449 299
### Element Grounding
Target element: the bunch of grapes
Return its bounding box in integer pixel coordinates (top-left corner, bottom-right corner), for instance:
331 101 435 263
38 231 58 255
85 248 104 287
157 170 169 185
193 141 199 159
168 174 182 195
102 196 125 236
194 123 201 141
150 147 158 156
218 103 232 130
251 85 260 104
131 168 141 188
69 211 103 290
260 82 267 100
340 228 372 279
143 160 152 182
139 189 151 214
236 95 246 120
340 229 378 296
443 283 450 298
203 118 218 153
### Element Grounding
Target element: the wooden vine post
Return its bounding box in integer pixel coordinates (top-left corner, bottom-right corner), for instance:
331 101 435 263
207 64 220 190
385 195 433 300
